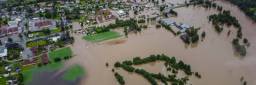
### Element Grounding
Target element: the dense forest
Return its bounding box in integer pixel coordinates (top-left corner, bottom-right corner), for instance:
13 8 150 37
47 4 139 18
229 0 256 21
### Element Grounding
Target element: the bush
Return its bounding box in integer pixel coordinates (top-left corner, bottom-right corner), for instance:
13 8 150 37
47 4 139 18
237 29 243 38
232 38 247 56
64 56 71 60
54 57 62 62
120 63 135 72
138 19 146 23
114 73 125 85
142 25 148 28
201 31 206 39
114 62 121 68
156 24 161 28
135 69 157 85
191 34 199 43
26 40 49 48
133 57 143 65
237 45 247 56
37 63 42 67
214 25 223 33
151 73 168 85
122 60 133 65
195 72 201 78
243 38 248 44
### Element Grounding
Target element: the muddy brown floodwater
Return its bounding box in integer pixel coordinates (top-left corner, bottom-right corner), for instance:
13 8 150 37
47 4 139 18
64 0 256 85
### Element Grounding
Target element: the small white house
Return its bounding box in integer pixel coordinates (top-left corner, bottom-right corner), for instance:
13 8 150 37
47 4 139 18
51 36 61 42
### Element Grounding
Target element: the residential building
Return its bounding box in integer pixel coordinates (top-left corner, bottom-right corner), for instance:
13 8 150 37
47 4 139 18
29 19 57 32
160 18 175 26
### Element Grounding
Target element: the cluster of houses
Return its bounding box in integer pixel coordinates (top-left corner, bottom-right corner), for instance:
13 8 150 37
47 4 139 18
0 18 22 38
96 9 117 23
28 18 56 32
0 17 58 60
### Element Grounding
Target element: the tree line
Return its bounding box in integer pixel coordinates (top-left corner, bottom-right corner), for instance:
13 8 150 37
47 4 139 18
113 54 201 85
228 0 256 21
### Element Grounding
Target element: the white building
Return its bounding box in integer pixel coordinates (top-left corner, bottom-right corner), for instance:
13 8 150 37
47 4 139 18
117 10 126 17
160 18 175 26
179 23 191 32
51 36 61 42
0 47 7 59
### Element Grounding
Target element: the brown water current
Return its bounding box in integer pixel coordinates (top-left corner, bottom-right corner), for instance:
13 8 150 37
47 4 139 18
64 0 256 85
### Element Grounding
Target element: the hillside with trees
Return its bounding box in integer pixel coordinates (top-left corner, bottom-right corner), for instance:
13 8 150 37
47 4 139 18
229 0 256 21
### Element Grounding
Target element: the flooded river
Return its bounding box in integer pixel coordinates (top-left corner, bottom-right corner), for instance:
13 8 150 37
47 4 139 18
66 0 256 85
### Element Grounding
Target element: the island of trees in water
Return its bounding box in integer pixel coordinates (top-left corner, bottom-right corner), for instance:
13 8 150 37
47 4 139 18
190 0 249 57
190 0 256 21
112 54 201 85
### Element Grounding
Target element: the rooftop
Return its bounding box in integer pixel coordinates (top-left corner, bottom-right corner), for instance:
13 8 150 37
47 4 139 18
0 46 7 57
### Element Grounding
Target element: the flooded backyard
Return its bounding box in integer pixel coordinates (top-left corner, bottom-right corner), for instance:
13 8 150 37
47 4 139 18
28 71 80 85
66 0 256 85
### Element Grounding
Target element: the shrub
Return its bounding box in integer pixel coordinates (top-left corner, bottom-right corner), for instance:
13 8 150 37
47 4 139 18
195 72 201 78
64 56 71 60
26 40 49 48
156 24 161 28
201 31 206 39
142 25 148 28
214 25 223 33
120 63 135 72
114 73 125 85
151 73 168 85
114 62 121 68
37 63 42 67
135 69 157 85
138 19 146 23
122 60 133 65
54 57 62 62
106 62 109 67
243 38 248 44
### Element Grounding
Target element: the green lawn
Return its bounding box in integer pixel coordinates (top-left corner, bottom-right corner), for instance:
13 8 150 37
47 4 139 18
62 65 85 81
28 28 61 37
48 47 73 62
51 28 61 33
22 63 64 85
83 31 121 42
0 78 7 85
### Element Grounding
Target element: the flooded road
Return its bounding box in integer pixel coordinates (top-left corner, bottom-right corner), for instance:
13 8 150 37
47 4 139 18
66 0 256 85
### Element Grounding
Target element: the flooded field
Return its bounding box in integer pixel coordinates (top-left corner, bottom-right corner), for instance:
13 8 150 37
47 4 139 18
66 0 256 85
28 71 80 85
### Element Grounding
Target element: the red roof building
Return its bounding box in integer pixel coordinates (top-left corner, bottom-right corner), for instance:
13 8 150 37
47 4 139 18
0 26 19 37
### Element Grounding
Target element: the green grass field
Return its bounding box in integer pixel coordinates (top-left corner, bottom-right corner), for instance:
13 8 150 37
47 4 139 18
0 78 7 85
48 47 73 62
62 65 85 81
83 31 121 42
22 63 64 85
